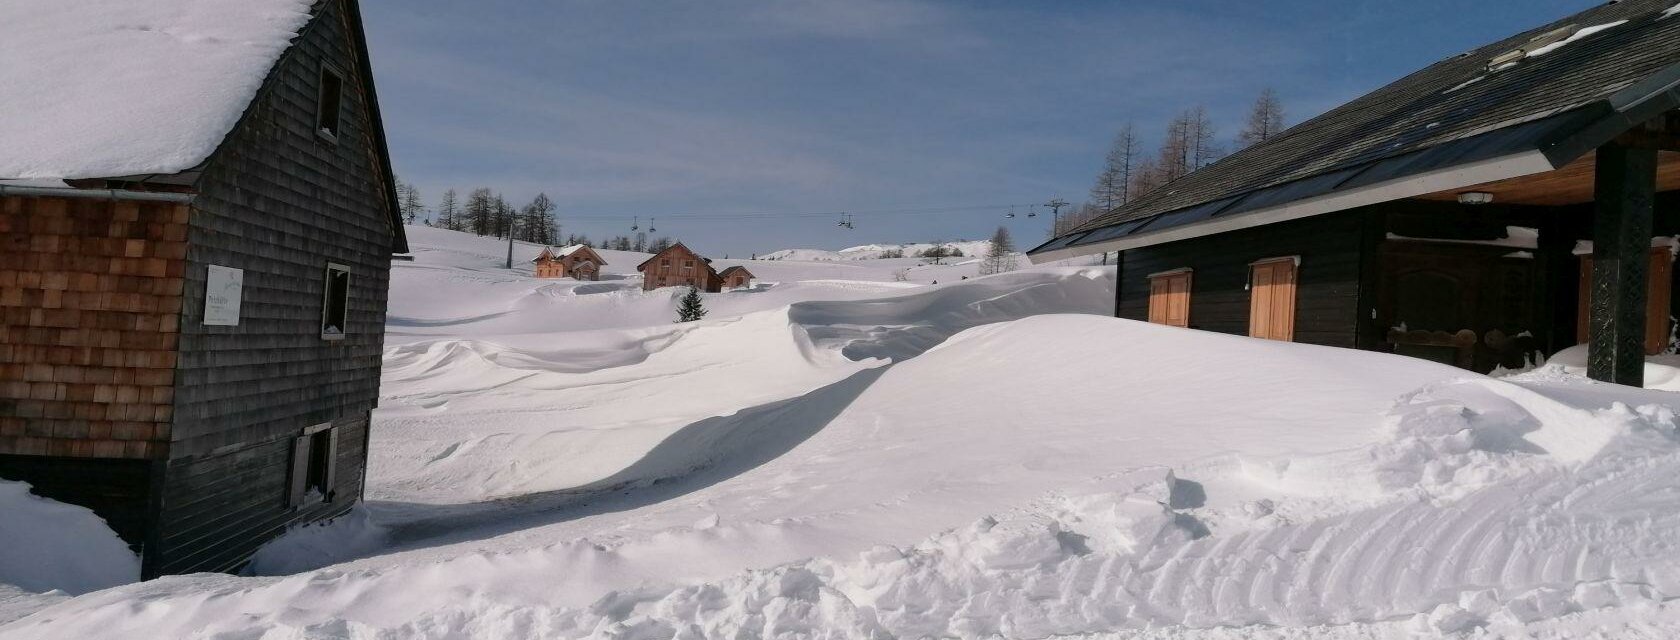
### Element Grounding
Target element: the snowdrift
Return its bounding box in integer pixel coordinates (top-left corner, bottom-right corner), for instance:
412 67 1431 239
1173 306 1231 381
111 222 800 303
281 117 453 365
0 480 139 596
11 293 1680 637
8 230 1680 638
1536 343 1680 391
370 268 1116 505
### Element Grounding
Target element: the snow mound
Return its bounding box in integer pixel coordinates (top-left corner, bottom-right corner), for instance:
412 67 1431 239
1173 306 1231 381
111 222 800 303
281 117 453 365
0 0 314 179
0 480 139 595
10 254 1680 637
1529 343 1680 391
370 268 1115 504
247 507 389 576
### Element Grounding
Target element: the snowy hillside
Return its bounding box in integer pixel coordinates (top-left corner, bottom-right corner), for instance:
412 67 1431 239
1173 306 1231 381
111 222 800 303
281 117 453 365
760 239 994 262
5 225 1680 637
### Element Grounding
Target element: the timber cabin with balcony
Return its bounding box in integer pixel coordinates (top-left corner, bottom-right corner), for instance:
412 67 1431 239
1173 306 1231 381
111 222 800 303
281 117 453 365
1030 0 1680 386
0 0 404 578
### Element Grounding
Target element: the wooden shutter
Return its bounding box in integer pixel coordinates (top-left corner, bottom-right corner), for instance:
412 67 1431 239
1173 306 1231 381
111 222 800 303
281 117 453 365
1148 270 1192 328
1248 258 1298 341
1576 248 1673 355
322 427 340 500
287 435 311 507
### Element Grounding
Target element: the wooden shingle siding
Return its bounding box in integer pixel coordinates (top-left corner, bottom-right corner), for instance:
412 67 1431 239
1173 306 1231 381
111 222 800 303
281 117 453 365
150 416 365 575
0 196 187 460
1119 211 1366 348
148 0 393 577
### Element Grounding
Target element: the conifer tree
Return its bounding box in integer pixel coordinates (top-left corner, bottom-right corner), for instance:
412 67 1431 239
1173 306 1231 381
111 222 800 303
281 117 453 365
980 226 1017 275
1090 123 1138 211
676 286 707 322
523 193 557 244
465 188 495 236
1237 88 1287 149
493 194 513 239
437 188 460 231
1186 106 1222 170
397 180 425 225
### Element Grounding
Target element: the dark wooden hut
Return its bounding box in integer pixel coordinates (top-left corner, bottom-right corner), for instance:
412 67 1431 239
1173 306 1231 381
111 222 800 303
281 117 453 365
0 0 404 578
1030 0 1680 386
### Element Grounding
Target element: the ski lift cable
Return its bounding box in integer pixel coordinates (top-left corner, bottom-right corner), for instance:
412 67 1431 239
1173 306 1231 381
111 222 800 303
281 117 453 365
560 202 1046 222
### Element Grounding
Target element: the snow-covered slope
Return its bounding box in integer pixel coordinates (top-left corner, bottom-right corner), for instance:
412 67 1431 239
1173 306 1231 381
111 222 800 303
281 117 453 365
760 240 993 262
6 226 1680 638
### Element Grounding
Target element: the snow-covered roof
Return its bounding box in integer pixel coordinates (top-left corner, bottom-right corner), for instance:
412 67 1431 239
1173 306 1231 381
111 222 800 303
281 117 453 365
0 0 315 179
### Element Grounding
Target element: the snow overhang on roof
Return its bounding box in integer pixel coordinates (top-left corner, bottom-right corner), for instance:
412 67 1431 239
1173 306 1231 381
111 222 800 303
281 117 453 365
0 0 315 180
1030 0 1680 263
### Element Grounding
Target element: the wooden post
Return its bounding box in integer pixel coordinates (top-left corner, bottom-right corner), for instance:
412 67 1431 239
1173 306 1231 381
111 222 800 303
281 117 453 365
1587 142 1658 385
1112 250 1124 317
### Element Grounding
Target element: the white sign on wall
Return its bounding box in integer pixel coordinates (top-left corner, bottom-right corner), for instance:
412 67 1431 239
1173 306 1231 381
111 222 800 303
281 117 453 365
204 265 244 326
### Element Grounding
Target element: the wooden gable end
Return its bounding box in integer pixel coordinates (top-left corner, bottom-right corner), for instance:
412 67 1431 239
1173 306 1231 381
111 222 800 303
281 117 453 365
563 246 606 267
196 0 405 254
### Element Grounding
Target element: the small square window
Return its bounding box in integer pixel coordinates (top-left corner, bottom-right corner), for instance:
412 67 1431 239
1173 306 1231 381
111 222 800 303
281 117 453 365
321 263 350 340
316 65 344 141
288 425 338 507
661 259 670 267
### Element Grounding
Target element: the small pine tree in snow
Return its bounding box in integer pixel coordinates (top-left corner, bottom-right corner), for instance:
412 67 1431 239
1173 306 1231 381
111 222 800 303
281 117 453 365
676 287 707 323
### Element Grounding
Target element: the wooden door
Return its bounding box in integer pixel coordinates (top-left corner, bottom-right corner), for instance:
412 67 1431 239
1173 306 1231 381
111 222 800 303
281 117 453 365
1248 258 1298 341
1148 271 1192 327
1577 247 1673 355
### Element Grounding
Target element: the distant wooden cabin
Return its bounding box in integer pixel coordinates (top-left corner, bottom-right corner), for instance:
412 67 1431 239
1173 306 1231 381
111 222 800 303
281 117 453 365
638 243 715 291
1028 0 1680 387
533 245 607 280
637 243 752 292
0 0 404 578
717 266 755 290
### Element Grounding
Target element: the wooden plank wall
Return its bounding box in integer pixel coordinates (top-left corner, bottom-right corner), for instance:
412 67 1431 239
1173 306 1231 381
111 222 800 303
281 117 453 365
147 0 394 577
0 196 187 461
1117 211 1368 348
641 245 716 291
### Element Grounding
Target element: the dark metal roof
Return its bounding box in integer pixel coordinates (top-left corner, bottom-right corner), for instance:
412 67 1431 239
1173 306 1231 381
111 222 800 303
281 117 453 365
1034 0 1680 255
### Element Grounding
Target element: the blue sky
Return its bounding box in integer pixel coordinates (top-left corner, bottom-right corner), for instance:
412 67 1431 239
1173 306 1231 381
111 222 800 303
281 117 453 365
363 0 1597 257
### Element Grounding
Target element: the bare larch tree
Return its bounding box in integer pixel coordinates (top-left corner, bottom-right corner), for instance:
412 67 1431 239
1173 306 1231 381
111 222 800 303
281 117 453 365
1236 88 1287 149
